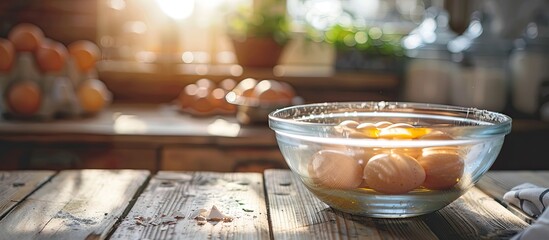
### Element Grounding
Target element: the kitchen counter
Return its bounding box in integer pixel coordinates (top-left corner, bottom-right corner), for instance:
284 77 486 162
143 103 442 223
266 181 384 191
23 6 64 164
0 104 286 172
0 169 546 239
1 103 548 171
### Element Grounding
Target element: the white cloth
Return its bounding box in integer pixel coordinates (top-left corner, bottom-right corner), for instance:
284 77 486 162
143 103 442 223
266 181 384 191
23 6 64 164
503 183 549 240
503 183 549 218
511 208 549 240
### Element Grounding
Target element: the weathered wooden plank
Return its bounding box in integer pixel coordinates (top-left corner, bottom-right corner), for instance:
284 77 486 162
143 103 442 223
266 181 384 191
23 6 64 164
476 170 549 223
0 169 149 240
265 169 438 240
110 171 269 240
0 171 56 219
477 171 549 204
266 169 530 240
422 187 529 239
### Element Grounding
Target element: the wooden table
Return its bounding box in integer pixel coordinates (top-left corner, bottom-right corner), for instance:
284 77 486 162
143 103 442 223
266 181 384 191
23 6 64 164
0 169 547 240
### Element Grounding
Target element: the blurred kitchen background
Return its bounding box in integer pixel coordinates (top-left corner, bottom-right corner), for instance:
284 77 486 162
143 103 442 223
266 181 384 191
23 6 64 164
0 0 548 171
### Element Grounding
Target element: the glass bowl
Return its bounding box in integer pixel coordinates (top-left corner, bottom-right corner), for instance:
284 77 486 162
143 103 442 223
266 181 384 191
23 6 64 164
268 101 512 218
225 91 303 125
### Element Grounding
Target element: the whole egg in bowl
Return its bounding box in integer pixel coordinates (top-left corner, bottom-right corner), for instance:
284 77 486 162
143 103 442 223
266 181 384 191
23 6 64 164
268 101 512 218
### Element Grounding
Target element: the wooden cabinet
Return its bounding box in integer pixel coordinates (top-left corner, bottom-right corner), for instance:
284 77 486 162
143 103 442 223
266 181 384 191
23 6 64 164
0 141 289 173
161 145 287 172
0 142 158 171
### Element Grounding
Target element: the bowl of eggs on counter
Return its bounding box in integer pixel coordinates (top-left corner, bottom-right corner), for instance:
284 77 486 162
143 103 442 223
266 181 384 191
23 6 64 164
0 23 111 120
175 78 238 116
269 101 512 218
225 78 302 124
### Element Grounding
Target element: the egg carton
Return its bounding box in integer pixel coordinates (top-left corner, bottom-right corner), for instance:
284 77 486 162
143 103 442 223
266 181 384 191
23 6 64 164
0 52 111 121
0 23 112 121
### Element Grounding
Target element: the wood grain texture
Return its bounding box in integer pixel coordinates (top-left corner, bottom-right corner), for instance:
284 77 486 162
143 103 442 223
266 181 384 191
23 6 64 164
0 171 55 219
110 171 269 240
0 169 149 240
477 171 549 204
422 188 529 239
476 170 549 223
265 169 530 240
265 169 438 240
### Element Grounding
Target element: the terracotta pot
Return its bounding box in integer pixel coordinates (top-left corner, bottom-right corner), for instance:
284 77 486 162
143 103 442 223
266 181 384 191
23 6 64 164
232 37 285 68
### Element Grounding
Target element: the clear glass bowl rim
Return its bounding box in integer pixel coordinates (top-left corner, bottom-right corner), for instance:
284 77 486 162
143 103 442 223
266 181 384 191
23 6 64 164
268 101 512 139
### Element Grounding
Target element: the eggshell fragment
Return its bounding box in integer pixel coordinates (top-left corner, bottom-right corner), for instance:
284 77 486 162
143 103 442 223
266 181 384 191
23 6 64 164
363 153 426 194
417 148 464 190
308 150 363 190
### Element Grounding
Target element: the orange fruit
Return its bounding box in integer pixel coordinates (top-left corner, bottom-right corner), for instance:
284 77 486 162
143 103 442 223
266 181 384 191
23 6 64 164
6 81 42 116
68 40 100 72
35 39 68 73
0 38 15 72
7 23 44 52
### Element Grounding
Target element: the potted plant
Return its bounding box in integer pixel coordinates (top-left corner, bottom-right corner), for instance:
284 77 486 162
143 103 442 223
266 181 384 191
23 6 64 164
226 1 290 68
317 23 406 72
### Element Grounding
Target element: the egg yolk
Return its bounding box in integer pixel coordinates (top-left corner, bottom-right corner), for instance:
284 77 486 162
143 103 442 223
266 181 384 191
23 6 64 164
356 122 379 138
